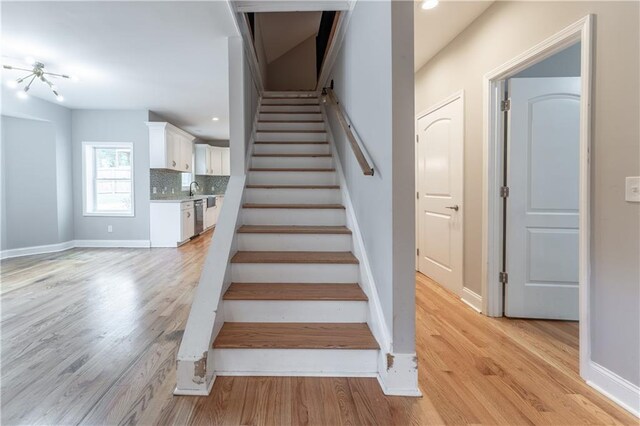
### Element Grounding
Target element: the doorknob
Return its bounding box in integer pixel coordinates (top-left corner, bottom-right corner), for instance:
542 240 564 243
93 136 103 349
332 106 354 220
445 205 459 211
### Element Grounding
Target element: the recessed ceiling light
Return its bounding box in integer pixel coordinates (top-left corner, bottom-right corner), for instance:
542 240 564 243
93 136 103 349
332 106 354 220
17 91 28 99
212 117 219 121
421 0 439 10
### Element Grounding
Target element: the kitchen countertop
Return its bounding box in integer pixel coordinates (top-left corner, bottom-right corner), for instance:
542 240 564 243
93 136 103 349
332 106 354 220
150 194 225 203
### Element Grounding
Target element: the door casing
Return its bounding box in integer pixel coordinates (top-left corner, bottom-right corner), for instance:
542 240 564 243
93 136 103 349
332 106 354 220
481 15 593 380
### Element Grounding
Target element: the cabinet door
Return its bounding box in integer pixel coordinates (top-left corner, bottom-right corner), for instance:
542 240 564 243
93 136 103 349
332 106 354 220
180 137 193 173
167 132 180 170
181 208 194 241
221 148 230 175
210 147 223 175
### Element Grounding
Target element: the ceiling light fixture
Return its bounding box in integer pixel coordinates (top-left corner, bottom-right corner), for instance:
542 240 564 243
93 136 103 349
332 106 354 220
421 0 439 10
3 61 73 102
212 117 219 121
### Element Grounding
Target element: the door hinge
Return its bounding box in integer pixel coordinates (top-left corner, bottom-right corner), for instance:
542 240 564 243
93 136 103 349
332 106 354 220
499 271 508 284
417 248 420 256
501 99 511 112
500 186 510 198
416 134 419 143
416 192 419 200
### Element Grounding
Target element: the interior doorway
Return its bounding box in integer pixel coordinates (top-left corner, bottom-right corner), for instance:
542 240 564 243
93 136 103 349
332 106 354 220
415 92 464 297
482 16 593 379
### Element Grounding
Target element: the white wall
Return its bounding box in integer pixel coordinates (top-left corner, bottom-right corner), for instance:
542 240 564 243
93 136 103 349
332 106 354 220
267 35 317 91
1 117 60 250
415 1 639 387
1 87 73 247
328 0 415 354
71 110 151 241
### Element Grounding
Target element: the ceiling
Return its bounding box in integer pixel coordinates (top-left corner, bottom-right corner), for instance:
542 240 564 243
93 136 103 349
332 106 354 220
256 12 321 64
1 2 238 140
414 0 494 71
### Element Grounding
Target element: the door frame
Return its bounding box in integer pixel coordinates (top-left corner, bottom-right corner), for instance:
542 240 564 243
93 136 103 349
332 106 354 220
415 90 465 293
481 15 593 377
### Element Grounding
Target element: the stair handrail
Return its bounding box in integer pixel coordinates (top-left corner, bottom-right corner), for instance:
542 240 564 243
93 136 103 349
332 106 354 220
322 87 375 176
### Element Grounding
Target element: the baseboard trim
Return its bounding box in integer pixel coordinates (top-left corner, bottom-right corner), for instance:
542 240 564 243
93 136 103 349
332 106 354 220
586 361 640 417
461 287 482 313
74 239 151 248
1 239 152 260
0 240 76 260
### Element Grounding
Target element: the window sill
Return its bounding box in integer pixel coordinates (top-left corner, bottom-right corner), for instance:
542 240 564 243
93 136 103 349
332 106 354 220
83 212 135 218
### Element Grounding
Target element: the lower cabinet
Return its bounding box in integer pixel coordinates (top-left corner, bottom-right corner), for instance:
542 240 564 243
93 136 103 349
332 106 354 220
150 200 195 247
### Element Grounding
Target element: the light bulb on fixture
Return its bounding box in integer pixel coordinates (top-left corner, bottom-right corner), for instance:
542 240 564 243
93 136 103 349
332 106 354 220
6 80 18 89
421 0 439 10
25 56 36 66
17 90 29 99
56 95 64 102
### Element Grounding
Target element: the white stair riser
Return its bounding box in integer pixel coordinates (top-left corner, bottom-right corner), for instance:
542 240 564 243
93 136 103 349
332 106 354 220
261 98 319 105
231 263 358 283
253 143 330 155
256 131 326 142
243 208 345 226
251 156 333 169
260 105 320 113
248 171 337 185
223 300 367 322
238 233 352 251
259 113 322 121
245 188 341 204
263 91 317 97
212 349 378 376
257 122 325 131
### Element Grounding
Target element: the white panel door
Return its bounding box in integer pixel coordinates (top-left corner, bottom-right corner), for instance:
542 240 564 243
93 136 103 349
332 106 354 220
416 95 464 295
506 77 580 319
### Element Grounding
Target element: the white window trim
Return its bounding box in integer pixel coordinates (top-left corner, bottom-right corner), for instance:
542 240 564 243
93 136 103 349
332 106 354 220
82 141 135 217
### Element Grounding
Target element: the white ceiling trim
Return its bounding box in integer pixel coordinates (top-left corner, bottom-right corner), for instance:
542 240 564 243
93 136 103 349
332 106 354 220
235 1 350 13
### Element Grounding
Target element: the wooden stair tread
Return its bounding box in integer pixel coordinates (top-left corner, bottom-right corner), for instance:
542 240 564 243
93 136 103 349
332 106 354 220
253 154 331 157
223 283 367 301
231 251 359 264
237 225 351 234
259 112 322 115
213 323 378 349
249 168 335 172
243 203 344 209
246 184 340 189
258 120 324 123
261 103 320 107
257 130 326 133
254 141 328 145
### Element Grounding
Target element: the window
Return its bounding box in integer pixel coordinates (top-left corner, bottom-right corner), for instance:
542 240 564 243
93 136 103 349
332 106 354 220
181 172 192 191
83 142 134 216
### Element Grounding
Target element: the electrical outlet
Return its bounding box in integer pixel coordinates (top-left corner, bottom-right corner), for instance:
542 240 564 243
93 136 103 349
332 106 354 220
171 188 175 194
107 225 113 233
152 187 157 194
211 186 215 191
626 177 640 202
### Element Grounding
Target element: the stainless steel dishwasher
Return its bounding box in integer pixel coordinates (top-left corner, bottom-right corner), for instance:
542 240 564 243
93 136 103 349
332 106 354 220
194 199 204 235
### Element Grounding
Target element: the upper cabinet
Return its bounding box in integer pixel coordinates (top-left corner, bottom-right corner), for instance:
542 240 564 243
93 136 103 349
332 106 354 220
195 145 230 176
146 122 195 172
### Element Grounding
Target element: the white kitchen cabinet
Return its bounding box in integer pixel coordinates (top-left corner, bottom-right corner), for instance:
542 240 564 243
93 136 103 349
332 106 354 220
146 122 195 172
220 148 230 175
195 145 229 176
150 200 195 247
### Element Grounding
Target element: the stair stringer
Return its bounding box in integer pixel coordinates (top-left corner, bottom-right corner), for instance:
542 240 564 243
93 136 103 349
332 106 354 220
174 96 262 396
320 98 421 397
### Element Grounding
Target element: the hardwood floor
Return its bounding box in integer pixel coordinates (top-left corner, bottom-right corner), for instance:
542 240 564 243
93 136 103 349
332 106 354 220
1 234 636 425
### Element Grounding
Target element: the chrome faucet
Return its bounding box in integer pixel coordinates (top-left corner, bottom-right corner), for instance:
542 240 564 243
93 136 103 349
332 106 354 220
189 181 200 197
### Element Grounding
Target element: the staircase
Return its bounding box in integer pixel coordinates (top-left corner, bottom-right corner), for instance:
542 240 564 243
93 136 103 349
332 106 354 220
211 92 380 376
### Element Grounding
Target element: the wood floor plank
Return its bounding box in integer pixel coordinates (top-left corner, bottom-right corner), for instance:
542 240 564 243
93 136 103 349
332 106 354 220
237 225 351 234
246 184 340 189
213 322 379 349
249 167 335 172
230 251 359 264
223 283 367 301
2 238 637 425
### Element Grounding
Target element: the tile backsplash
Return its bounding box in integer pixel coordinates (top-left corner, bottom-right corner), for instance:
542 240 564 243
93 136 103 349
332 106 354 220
150 169 229 199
